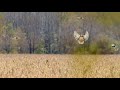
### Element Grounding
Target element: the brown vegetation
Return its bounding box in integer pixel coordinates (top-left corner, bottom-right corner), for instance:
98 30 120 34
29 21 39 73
0 54 120 78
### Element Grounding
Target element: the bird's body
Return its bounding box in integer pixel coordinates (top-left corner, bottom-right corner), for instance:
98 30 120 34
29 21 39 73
78 35 85 44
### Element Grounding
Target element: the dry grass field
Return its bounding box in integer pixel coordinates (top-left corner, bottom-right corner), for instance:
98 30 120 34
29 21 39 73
0 54 120 78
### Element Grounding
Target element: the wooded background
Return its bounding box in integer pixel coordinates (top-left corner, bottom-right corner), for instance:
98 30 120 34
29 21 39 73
0 12 120 54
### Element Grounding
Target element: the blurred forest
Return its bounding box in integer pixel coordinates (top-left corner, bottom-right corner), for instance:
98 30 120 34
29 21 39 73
0 12 120 54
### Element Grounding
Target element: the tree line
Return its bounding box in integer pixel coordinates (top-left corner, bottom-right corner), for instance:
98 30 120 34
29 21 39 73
0 12 120 54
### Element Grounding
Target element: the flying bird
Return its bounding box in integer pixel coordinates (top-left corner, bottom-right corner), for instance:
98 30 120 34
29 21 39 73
111 43 119 52
111 44 116 47
74 31 89 44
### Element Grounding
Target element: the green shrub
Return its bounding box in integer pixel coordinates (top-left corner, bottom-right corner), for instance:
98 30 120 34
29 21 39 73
89 43 99 54
35 43 46 54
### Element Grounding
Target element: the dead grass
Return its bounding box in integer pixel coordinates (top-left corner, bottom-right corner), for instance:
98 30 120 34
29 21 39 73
0 54 120 78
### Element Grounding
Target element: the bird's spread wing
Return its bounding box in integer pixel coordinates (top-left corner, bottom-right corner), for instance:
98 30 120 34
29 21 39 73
74 31 80 41
74 31 84 44
83 31 89 41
